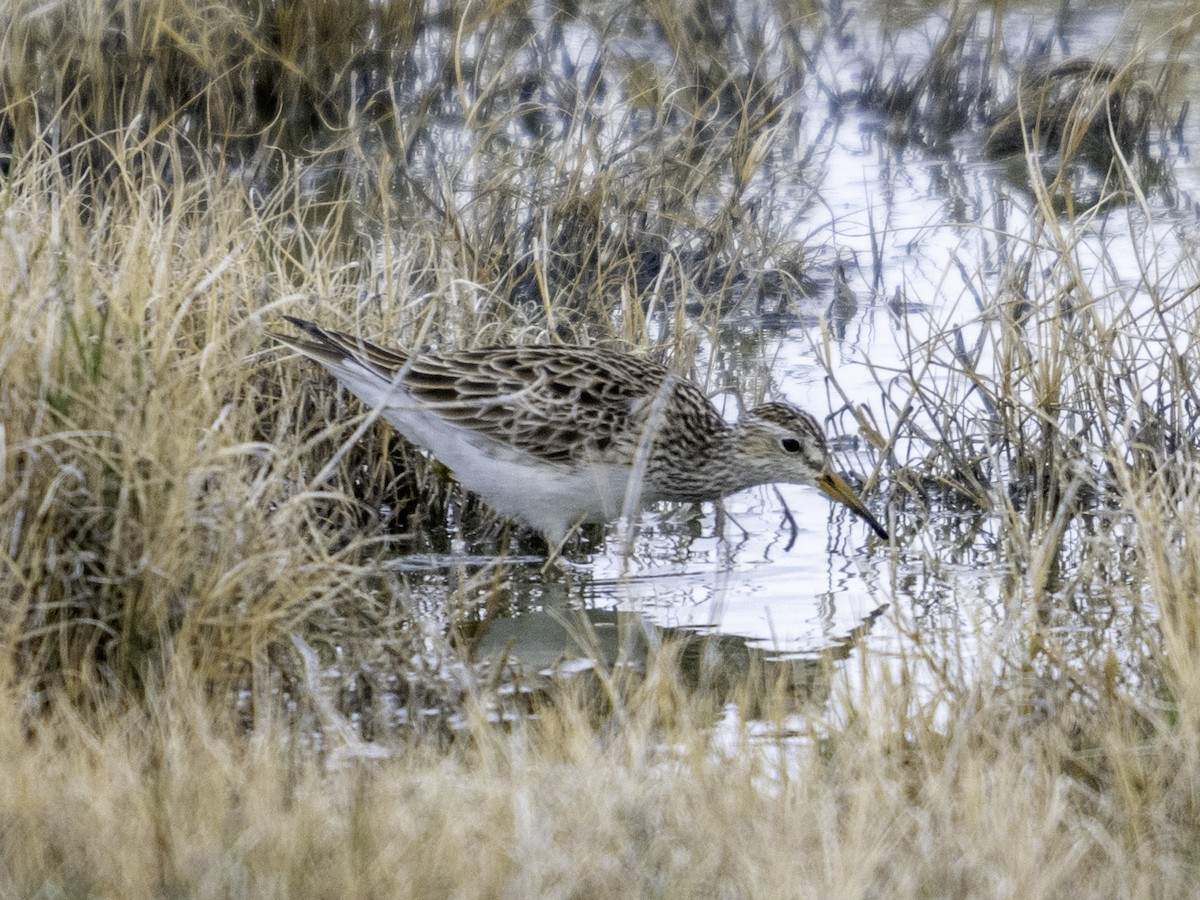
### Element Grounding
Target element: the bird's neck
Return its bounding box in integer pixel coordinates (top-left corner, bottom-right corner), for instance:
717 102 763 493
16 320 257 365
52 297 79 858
645 425 748 503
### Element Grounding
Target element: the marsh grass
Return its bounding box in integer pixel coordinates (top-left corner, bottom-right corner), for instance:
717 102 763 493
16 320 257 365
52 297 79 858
3 0 1200 895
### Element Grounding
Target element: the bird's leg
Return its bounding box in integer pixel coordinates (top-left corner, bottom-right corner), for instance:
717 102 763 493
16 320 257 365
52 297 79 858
540 519 585 575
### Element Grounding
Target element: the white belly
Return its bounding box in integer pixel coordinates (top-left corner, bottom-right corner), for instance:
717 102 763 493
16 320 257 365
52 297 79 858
334 363 639 542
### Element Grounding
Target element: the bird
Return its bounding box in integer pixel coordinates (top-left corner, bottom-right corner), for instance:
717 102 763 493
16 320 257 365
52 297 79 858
270 316 889 550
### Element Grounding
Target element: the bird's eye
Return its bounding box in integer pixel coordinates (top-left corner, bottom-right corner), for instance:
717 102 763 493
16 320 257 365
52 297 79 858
781 438 802 453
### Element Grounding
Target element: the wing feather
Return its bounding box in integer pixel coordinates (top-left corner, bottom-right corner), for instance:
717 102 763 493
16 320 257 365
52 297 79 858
272 317 724 467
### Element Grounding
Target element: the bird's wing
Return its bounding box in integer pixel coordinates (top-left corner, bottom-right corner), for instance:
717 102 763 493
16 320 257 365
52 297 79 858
399 345 675 464
272 317 679 466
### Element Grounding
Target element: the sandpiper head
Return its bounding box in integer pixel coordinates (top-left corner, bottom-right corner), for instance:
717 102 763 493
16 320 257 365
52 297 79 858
734 402 889 539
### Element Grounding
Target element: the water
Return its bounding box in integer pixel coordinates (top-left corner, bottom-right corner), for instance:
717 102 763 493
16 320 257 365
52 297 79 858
379 0 1200 677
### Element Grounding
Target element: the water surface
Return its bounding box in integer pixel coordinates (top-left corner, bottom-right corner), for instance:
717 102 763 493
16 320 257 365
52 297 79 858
390 0 1200 679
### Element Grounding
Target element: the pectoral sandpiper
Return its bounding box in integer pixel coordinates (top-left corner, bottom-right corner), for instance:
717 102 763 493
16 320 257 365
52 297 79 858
272 317 888 548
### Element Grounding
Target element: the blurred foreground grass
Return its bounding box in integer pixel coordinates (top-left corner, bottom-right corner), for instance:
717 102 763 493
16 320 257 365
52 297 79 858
2 0 1200 895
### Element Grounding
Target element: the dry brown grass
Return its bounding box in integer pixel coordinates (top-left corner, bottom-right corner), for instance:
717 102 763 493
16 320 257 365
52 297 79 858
2 0 1200 896
3 638 1200 897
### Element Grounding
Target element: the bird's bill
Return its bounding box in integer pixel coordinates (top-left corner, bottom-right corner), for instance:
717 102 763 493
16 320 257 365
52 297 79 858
816 468 889 540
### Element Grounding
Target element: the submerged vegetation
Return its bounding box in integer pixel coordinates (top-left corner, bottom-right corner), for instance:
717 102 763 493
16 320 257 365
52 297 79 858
2 0 1200 894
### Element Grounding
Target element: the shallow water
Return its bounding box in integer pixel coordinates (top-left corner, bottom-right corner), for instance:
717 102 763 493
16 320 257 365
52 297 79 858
387 0 1200 677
